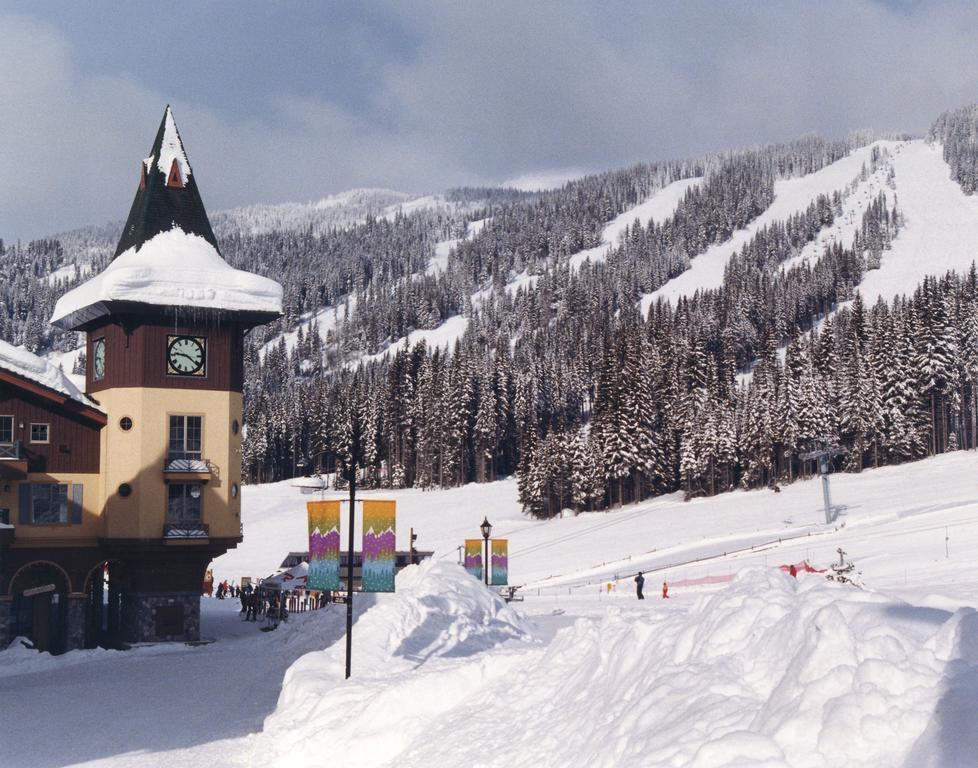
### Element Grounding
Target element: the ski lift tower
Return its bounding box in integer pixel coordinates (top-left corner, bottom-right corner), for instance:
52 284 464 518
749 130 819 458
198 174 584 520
799 437 845 525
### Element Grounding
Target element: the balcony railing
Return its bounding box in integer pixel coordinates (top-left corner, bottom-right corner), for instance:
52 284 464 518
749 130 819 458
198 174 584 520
164 452 211 474
163 521 210 540
0 441 23 460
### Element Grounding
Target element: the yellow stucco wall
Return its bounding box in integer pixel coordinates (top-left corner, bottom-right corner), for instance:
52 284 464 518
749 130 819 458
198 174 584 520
1 472 102 546
97 387 243 540
4 387 242 544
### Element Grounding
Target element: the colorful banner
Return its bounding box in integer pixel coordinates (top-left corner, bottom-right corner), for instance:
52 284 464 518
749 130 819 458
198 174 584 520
362 500 396 592
490 539 508 586
307 500 341 591
464 539 483 580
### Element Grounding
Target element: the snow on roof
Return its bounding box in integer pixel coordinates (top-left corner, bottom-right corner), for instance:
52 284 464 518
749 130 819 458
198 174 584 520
0 339 98 408
156 107 190 181
50 227 284 328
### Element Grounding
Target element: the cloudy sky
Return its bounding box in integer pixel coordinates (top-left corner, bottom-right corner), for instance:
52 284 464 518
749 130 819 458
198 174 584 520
3 1 978 238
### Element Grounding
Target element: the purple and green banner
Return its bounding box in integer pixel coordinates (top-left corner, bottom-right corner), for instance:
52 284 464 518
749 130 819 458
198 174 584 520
362 500 396 592
490 539 508 585
464 539 483 580
307 500 341 591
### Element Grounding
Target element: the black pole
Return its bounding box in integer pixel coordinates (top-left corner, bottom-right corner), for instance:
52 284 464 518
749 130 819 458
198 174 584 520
483 533 489 586
345 468 355 679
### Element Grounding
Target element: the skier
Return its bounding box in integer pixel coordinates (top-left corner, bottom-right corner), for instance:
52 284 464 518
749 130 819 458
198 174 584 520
634 571 645 600
662 581 669 599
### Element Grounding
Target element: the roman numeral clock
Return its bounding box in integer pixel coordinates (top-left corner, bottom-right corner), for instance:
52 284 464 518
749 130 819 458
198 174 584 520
167 335 207 376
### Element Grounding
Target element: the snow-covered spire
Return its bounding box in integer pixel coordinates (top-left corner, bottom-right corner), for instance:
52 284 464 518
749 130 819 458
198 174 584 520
49 106 283 330
157 105 191 183
112 105 219 259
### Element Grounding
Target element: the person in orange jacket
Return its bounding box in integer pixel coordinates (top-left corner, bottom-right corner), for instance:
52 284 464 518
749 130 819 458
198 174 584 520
662 581 669 599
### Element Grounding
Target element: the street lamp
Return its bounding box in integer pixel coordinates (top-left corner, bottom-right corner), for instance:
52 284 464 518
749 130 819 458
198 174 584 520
480 516 492 585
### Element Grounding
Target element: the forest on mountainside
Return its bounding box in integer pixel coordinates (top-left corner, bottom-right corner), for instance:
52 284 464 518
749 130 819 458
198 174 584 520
2 107 976 517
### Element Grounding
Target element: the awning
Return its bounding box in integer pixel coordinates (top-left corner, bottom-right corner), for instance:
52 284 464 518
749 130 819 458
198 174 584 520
262 561 309 590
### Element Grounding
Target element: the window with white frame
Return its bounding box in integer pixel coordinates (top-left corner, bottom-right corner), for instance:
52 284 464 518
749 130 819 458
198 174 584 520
30 423 49 443
168 415 202 461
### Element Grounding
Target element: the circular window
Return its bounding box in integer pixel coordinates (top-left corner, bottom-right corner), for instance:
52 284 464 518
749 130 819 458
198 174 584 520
118 483 132 498
231 483 239 498
232 419 239 435
119 417 133 431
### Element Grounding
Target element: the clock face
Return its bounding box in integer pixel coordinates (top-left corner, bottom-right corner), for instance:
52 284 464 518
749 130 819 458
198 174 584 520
92 338 106 381
167 335 206 376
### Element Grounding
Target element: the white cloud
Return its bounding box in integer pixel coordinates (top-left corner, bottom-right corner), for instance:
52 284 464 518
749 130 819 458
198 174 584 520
4 3 978 238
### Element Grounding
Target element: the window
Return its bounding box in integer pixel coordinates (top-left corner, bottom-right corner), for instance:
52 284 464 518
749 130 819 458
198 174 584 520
0 415 12 444
167 483 201 524
119 417 133 432
32 483 69 524
168 415 202 461
29 423 49 444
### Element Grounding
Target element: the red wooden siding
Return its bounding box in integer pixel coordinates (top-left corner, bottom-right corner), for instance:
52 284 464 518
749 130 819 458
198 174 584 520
0 386 102 474
87 317 244 394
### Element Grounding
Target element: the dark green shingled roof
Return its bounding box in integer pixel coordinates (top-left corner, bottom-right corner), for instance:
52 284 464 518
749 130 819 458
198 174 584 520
113 106 220 258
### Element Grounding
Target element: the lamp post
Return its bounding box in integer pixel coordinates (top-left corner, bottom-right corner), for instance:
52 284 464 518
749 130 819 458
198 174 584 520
480 516 492 586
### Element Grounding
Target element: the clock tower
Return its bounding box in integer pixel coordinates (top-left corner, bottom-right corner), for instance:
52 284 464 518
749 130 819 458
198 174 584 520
50 107 282 643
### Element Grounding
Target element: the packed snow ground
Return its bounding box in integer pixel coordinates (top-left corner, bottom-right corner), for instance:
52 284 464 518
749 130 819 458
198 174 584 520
8 453 978 767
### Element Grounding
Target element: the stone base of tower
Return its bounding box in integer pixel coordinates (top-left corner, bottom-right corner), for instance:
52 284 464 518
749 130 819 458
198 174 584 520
121 591 201 643
1 536 238 651
106 541 233 644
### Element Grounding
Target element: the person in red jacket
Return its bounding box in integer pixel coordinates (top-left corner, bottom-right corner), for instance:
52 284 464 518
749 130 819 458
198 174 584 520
662 581 669 599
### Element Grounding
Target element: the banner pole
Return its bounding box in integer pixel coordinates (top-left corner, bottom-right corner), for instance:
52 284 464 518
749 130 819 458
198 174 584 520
345 470 355 679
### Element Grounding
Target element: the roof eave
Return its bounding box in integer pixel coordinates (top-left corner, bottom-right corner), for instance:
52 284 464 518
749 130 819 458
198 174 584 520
57 300 283 333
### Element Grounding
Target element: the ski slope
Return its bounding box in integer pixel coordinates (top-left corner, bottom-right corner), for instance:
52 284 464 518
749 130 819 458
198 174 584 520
642 141 897 312
857 140 978 303
640 139 978 317
215 451 978 602
568 176 702 271
259 294 357 359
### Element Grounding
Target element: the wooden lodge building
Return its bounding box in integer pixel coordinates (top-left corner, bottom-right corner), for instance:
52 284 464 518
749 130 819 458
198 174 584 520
0 108 283 653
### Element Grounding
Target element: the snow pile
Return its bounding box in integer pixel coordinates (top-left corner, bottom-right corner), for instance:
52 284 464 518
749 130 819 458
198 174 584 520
263 567 978 767
0 636 123 677
50 227 283 325
0 338 94 406
260 559 529 767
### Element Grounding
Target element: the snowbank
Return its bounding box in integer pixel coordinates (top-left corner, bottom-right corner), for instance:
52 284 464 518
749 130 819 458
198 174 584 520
260 559 529 767
0 339 95 406
263 566 978 767
0 636 125 678
50 227 283 327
